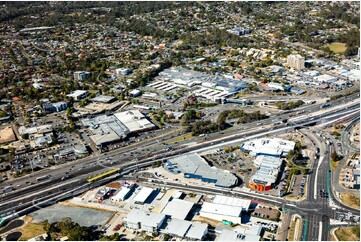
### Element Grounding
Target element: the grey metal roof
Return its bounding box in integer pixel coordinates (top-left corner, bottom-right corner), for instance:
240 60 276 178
162 218 192 237
167 153 238 187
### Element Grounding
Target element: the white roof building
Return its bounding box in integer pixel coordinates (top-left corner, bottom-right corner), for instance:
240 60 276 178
111 187 132 203
114 110 155 133
19 124 53 135
66 90 88 101
199 202 243 224
212 195 251 212
161 198 194 220
91 95 116 103
185 222 208 241
133 187 154 204
162 218 192 238
217 225 262 241
313 74 338 83
241 138 295 157
123 209 166 233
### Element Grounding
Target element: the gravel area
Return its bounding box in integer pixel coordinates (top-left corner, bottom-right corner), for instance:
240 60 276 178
29 204 112 227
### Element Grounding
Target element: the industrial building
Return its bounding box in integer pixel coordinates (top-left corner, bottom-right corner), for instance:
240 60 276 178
162 218 192 238
160 218 208 240
287 54 305 70
165 153 238 188
66 90 88 101
241 138 295 157
133 187 154 205
212 195 251 212
199 202 243 224
110 187 133 203
217 225 263 241
161 198 194 220
185 222 208 241
123 209 166 233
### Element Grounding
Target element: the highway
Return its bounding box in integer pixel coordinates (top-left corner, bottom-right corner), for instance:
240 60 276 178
0 93 359 239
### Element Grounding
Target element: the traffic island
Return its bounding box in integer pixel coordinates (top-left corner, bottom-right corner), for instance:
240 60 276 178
287 214 302 241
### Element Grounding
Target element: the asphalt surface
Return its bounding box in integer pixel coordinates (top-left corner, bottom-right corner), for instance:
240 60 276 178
0 93 359 239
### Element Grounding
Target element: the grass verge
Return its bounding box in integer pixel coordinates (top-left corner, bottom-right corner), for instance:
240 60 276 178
165 133 193 144
330 160 339 171
340 193 360 209
19 222 46 241
335 225 360 241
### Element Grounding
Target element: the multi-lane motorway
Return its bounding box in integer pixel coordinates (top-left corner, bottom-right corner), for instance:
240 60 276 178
0 93 360 240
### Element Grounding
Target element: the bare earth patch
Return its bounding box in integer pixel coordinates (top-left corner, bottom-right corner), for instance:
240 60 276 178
340 193 360 210
335 226 360 241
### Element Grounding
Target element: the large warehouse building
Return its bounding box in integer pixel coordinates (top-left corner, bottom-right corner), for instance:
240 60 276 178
161 198 194 220
199 202 243 224
165 153 238 188
198 195 251 224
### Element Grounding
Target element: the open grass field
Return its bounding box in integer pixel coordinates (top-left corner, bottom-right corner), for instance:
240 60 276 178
19 222 46 241
324 42 347 54
335 225 360 241
340 193 360 209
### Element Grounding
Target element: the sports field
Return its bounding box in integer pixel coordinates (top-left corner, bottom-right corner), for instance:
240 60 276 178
324 42 347 54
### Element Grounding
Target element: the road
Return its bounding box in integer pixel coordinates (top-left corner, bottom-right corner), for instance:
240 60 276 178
0 94 359 239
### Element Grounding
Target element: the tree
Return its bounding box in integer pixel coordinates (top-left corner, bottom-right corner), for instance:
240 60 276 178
67 226 92 241
42 220 51 232
330 151 342 162
56 217 75 235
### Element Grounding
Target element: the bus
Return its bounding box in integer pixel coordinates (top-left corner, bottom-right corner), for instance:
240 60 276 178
87 168 121 183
